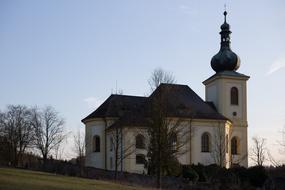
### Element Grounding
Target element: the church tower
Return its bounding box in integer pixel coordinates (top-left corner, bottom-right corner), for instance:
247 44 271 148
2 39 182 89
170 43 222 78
203 11 250 167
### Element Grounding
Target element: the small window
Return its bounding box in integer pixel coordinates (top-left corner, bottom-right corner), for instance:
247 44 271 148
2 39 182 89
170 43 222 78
110 137 113 152
201 133 211 152
93 135 100 152
136 154 145 165
231 137 240 155
136 134 145 149
231 87 239 105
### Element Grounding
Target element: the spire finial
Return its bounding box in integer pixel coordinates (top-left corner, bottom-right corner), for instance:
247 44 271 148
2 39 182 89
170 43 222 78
210 8 240 73
224 4 227 23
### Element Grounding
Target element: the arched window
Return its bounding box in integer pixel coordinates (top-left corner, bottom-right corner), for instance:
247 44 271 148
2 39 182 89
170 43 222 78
136 154 145 165
93 135 100 152
225 134 229 153
231 137 240 155
201 132 211 152
231 87 239 105
136 134 145 149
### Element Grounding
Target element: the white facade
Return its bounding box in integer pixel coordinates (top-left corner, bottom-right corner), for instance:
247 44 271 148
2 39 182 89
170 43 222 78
203 72 250 167
84 71 250 173
84 117 244 173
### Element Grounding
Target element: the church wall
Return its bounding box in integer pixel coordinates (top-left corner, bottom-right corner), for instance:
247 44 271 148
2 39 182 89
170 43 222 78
205 77 248 128
204 75 249 167
231 126 248 167
191 121 224 166
85 118 117 169
106 132 115 171
84 119 236 173
122 127 148 174
85 119 106 169
205 81 218 107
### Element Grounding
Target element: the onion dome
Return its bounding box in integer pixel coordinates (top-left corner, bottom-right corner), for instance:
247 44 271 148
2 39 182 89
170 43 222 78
211 11 240 73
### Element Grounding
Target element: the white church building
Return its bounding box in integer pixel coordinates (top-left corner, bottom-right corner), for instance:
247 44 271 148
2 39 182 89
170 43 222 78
82 11 249 174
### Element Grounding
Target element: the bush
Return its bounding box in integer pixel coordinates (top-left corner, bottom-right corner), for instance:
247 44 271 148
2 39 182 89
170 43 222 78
164 158 182 176
191 164 207 182
247 166 268 188
182 165 199 183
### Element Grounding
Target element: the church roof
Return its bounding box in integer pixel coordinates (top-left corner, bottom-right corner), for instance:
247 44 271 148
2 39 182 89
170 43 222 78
82 94 147 121
81 83 229 125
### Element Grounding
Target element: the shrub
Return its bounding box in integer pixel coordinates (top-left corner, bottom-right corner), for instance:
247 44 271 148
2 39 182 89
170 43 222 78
182 165 199 183
164 158 182 176
229 166 249 187
191 164 207 182
247 166 268 188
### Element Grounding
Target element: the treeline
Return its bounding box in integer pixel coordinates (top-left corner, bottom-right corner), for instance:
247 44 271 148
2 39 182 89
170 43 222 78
0 105 65 167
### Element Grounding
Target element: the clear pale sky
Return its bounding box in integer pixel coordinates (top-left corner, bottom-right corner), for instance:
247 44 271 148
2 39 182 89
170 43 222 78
0 0 284 163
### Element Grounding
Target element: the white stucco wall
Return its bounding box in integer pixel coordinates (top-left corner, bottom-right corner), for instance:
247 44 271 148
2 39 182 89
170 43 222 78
204 74 249 167
190 120 231 167
85 118 117 169
122 128 148 174
85 118 234 173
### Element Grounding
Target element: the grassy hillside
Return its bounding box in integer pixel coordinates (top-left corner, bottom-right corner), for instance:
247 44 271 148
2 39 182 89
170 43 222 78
0 168 149 190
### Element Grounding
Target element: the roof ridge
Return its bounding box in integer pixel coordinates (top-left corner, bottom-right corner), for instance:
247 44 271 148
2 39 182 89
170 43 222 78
110 94 146 98
159 83 188 87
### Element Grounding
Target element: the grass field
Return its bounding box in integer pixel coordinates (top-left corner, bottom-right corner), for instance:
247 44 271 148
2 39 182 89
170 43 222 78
0 168 149 190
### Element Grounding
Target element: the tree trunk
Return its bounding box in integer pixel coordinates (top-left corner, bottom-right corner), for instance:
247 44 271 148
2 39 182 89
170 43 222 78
43 154 48 170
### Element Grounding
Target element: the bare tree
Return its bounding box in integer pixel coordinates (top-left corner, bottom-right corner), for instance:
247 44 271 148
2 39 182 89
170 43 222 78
211 124 228 167
267 150 281 167
31 106 65 167
73 129 85 176
148 68 176 91
250 137 267 166
278 126 285 155
0 105 34 166
147 87 191 188
108 125 140 180
230 153 248 167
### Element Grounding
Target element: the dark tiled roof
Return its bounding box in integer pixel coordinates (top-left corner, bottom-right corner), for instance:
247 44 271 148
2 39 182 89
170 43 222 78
206 101 217 111
148 84 227 120
82 84 229 125
81 95 147 122
106 114 149 131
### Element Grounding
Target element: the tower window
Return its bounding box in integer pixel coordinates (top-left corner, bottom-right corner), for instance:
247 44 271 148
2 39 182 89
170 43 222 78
93 135 100 152
136 154 146 165
136 134 145 149
231 137 240 155
201 132 211 152
231 87 239 105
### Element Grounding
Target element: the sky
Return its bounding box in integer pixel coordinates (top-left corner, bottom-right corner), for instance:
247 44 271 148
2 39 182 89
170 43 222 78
0 0 285 163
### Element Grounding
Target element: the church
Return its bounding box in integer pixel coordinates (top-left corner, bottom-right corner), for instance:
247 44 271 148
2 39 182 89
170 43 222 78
82 11 249 174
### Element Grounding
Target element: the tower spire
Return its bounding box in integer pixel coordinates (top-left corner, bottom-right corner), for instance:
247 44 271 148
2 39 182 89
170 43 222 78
220 10 231 49
210 10 240 73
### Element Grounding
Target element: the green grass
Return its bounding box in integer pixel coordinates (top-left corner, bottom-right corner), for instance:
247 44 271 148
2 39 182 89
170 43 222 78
0 168 150 190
